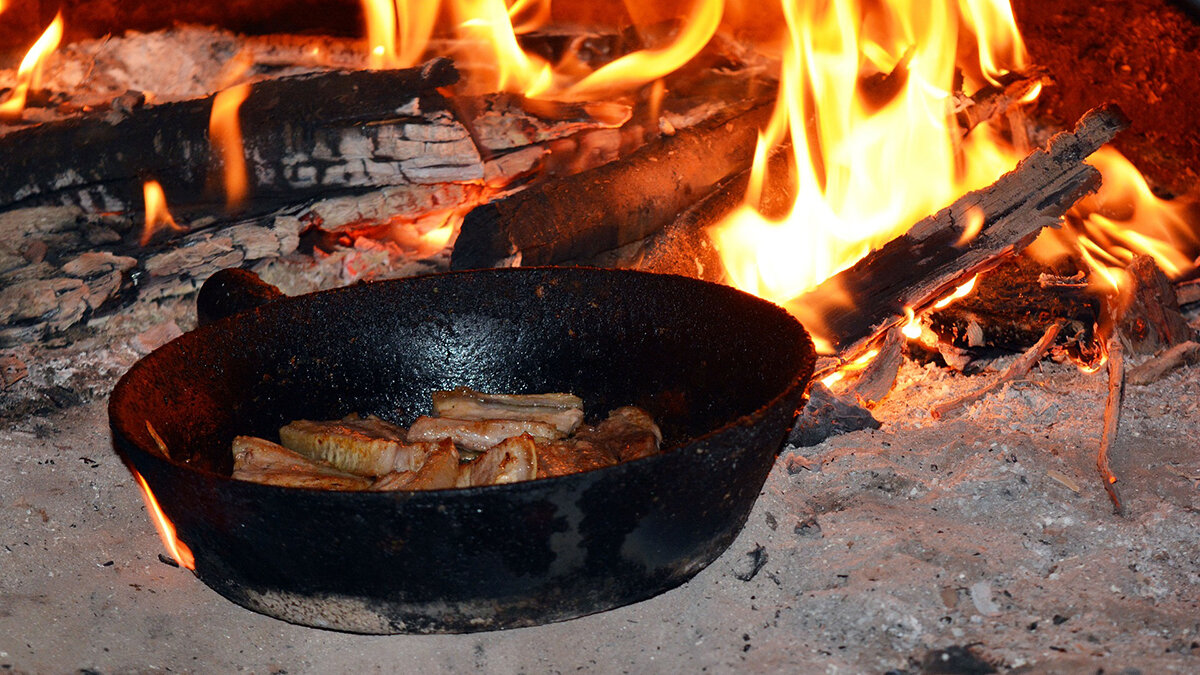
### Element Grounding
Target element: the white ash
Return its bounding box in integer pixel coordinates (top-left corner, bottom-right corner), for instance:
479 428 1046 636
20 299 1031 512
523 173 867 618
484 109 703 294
2 331 1199 672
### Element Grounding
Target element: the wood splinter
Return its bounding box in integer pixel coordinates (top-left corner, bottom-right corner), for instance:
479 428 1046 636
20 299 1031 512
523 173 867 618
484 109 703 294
1098 335 1126 516
1127 341 1200 386
930 319 1065 419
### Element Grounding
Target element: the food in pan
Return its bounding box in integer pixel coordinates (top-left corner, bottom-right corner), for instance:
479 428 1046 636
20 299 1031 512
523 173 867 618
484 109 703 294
231 388 661 490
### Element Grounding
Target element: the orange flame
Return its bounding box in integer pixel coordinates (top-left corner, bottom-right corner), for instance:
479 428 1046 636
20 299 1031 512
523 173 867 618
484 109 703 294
507 0 551 33
820 347 879 388
932 274 979 309
555 0 723 101
454 0 555 95
0 12 64 120
369 0 721 99
708 1 1028 338
140 180 186 245
1028 146 1199 294
955 206 986 247
209 82 252 210
131 469 195 571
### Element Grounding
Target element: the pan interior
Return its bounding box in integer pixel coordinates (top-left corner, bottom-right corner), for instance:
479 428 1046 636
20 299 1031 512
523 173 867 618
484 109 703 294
113 267 814 476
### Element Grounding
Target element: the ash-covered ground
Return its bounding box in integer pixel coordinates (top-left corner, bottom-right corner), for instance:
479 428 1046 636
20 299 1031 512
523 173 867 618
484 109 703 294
2 327 1198 674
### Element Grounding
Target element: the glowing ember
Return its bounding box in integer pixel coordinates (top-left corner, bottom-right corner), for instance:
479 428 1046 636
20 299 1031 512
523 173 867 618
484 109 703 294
209 82 252 210
707 0 1029 339
131 458 195 571
140 180 186 245
0 12 63 120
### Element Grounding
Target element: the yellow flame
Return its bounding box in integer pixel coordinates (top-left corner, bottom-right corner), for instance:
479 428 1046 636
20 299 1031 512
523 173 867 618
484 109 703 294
0 13 64 119
140 181 186 245
380 0 720 99
708 0 1028 336
957 0 1027 86
1019 81 1043 104
132 469 196 571
955 206 986 247
363 0 441 69
209 82 252 210
508 0 552 33
901 307 923 340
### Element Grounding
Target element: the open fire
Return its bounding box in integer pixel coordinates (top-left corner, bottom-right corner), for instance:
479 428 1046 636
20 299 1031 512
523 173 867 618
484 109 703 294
1 0 1199 647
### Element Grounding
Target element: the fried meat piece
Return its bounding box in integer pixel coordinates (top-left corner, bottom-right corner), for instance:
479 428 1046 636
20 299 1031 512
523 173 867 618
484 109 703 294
533 406 662 478
370 439 464 491
586 406 662 462
431 388 584 434
533 438 619 479
467 434 538 486
407 416 562 453
279 416 439 476
232 435 372 490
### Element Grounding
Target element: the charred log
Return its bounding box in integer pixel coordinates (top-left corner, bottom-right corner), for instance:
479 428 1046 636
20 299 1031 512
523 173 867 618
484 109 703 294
449 102 772 269
0 59 462 215
927 255 1099 351
1113 255 1195 355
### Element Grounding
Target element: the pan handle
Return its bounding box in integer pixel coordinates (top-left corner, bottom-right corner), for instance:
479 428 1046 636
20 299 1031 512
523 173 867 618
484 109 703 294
196 268 287 326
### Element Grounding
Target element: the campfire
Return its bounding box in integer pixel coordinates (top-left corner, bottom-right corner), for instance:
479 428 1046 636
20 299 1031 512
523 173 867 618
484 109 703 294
1 0 1199 665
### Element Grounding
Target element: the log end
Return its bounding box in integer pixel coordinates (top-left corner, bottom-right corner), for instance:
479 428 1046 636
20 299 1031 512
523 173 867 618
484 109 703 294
450 202 513 270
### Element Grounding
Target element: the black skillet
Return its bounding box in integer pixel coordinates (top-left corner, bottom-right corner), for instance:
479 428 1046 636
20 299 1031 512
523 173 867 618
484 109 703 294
109 266 815 633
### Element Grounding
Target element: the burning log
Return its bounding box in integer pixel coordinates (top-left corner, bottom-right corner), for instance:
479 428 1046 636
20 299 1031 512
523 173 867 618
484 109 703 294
449 102 773 269
0 58 624 221
794 104 1128 355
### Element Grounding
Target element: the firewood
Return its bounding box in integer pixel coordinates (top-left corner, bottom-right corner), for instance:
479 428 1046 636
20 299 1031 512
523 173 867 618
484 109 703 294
930 319 1065 419
1127 340 1200 386
792 104 1127 356
449 102 773 269
1113 255 1195 355
1098 335 1126 516
0 58 623 222
1176 278 1200 307
954 69 1051 134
